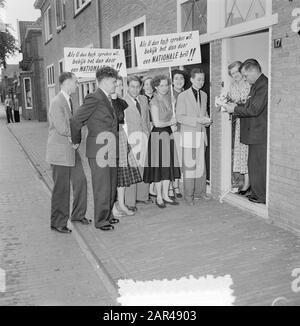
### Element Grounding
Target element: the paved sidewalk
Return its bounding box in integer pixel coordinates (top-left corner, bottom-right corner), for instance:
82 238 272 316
6 115 300 306
0 108 115 306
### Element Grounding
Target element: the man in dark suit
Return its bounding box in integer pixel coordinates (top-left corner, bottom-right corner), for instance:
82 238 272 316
70 67 119 231
225 59 268 204
46 72 90 234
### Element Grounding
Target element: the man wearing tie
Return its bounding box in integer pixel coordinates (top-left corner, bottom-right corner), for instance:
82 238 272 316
224 59 268 204
70 67 120 231
176 68 212 205
46 72 90 234
123 76 151 211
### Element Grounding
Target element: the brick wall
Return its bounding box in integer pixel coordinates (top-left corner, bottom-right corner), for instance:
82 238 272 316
40 0 101 109
99 0 177 49
269 0 300 231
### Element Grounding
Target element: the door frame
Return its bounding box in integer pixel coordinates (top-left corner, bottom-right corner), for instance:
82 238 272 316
220 27 272 218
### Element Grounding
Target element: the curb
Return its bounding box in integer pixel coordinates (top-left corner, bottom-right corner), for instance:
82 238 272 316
7 124 120 305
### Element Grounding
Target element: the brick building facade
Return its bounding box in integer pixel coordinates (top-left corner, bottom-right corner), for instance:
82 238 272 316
34 0 300 233
18 20 47 121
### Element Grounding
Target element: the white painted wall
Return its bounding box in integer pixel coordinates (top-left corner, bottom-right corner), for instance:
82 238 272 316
228 31 269 76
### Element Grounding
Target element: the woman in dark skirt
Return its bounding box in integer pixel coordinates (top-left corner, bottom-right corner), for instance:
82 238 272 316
143 75 181 208
112 77 142 216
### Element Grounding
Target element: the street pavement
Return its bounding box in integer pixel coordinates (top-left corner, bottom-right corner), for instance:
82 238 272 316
2 106 300 306
0 106 115 306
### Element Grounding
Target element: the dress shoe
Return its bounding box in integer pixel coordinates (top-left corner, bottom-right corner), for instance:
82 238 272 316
72 217 92 225
109 218 120 224
51 226 72 234
174 187 183 199
98 224 114 231
155 200 166 209
163 199 179 206
238 187 250 196
248 196 265 204
136 199 153 205
127 206 138 212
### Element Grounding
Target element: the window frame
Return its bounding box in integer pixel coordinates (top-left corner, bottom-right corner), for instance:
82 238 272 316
55 0 67 31
74 0 91 17
44 5 53 43
58 59 64 75
46 64 55 88
177 0 277 42
23 77 33 109
111 16 146 74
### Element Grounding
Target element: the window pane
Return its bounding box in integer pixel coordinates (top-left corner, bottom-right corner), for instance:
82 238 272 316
62 0 66 24
113 35 120 49
134 23 144 67
134 23 144 38
56 0 62 27
123 29 132 69
181 0 207 34
48 7 52 35
226 0 266 27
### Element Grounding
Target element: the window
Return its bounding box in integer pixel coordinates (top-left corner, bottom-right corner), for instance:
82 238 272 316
24 78 33 109
55 0 66 30
122 29 132 69
112 34 120 49
134 23 144 67
111 17 146 71
58 59 64 75
74 0 91 16
181 0 207 34
44 6 53 42
79 80 96 105
47 65 55 87
225 0 266 27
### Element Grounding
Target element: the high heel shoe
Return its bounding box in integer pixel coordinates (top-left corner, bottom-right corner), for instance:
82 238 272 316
238 187 250 196
163 198 179 206
156 199 166 209
174 187 183 199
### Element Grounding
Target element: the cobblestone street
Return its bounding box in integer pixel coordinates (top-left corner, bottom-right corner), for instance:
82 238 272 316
1 106 299 306
0 107 115 306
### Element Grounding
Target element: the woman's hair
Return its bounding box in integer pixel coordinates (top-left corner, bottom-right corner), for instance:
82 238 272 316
171 69 186 81
228 61 242 77
151 75 171 89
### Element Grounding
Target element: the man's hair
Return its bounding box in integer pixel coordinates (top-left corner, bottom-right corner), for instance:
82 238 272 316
59 72 74 85
190 68 205 79
151 75 170 88
228 61 242 77
127 75 142 86
96 66 119 82
240 59 262 73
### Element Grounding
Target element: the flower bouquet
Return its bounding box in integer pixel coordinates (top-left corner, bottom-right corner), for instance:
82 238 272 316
215 92 235 112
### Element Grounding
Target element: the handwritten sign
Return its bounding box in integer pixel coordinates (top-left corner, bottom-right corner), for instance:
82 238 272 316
135 31 201 69
64 47 127 78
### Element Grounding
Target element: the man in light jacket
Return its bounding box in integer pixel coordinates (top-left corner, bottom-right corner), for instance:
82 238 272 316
46 72 90 234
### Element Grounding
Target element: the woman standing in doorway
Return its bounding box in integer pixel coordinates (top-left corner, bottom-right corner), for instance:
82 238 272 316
228 61 251 195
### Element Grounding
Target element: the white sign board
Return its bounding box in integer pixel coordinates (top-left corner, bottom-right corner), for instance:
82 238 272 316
64 47 127 78
135 31 201 69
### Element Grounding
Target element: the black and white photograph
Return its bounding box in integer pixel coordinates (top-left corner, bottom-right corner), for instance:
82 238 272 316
0 0 300 310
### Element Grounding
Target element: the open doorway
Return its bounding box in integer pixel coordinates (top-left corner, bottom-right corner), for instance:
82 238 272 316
225 29 269 209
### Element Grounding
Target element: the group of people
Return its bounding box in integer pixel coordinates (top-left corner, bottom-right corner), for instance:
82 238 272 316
4 94 20 123
46 66 212 233
46 57 268 234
